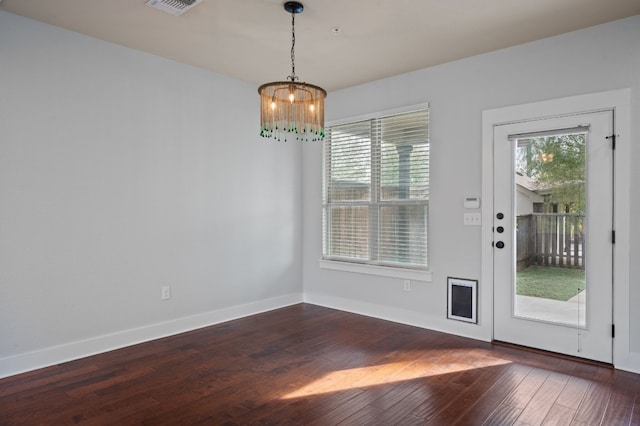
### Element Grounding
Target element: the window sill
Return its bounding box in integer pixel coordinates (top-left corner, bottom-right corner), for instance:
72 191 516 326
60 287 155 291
319 259 432 282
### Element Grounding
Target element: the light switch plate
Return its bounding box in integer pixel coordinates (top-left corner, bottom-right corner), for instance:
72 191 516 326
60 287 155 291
464 212 481 226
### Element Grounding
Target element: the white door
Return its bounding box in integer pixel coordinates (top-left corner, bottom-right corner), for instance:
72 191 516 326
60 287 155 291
493 110 614 363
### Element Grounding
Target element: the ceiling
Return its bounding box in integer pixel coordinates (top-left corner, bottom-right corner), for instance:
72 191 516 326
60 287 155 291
2 0 639 92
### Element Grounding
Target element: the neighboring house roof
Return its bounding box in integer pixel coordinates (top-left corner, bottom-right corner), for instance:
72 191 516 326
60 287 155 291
515 173 539 192
515 173 545 205
516 172 558 195
516 172 583 207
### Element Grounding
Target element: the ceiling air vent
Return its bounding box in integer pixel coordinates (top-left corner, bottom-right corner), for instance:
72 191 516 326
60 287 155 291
145 0 202 16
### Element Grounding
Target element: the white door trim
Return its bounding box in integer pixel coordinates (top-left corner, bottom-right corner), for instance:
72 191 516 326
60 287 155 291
481 89 632 371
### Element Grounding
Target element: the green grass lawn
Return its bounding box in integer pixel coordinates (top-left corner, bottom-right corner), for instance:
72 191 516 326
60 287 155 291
516 266 585 301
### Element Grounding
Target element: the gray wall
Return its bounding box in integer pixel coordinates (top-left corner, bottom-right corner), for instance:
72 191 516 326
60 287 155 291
0 11 303 377
1 9 638 377
303 16 640 370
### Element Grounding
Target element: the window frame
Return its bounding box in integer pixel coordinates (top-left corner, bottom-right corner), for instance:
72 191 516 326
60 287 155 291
320 103 432 281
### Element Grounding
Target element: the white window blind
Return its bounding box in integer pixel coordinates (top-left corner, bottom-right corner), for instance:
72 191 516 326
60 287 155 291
322 108 429 270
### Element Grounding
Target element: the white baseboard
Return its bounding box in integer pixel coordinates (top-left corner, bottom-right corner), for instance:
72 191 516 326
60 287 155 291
305 293 640 374
615 351 640 374
303 292 490 343
5 292 637 379
0 293 303 379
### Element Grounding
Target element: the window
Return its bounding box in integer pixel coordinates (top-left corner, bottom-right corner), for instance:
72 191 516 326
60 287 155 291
322 107 429 270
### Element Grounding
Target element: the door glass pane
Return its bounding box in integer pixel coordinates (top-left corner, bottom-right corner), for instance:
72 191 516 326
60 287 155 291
514 133 586 327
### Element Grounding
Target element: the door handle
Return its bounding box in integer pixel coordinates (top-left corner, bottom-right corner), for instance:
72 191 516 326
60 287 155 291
495 241 505 249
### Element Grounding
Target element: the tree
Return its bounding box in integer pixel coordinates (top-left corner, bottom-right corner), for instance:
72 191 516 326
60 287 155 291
516 134 586 213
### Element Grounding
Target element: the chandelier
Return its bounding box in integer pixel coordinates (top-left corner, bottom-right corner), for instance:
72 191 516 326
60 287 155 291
258 1 326 142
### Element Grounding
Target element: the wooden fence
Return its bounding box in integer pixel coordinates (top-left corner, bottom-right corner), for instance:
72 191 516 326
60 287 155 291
517 213 584 270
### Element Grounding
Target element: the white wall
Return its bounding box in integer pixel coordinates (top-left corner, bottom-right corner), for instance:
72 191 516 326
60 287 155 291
2 10 638 379
303 16 640 370
515 188 541 216
0 11 303 377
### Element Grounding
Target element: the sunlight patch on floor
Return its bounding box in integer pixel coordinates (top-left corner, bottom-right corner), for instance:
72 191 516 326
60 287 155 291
280 353 512 399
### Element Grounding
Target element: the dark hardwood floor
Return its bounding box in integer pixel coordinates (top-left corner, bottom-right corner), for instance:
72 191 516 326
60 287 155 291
1 303 638 425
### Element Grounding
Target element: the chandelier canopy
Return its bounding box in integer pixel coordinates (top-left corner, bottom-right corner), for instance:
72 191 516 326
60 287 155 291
258 2 326 142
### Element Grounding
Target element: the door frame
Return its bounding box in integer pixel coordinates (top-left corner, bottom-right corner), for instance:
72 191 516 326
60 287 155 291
481 89 631 369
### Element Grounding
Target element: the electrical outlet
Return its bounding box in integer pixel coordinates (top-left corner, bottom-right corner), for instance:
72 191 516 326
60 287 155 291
404 280 411 291
161 286 171 301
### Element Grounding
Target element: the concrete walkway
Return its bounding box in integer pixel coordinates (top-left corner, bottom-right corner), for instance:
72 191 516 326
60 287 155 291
514 291 586 326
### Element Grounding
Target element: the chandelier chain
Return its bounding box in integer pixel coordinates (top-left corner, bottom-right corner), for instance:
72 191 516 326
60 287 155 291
289 12 298 81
